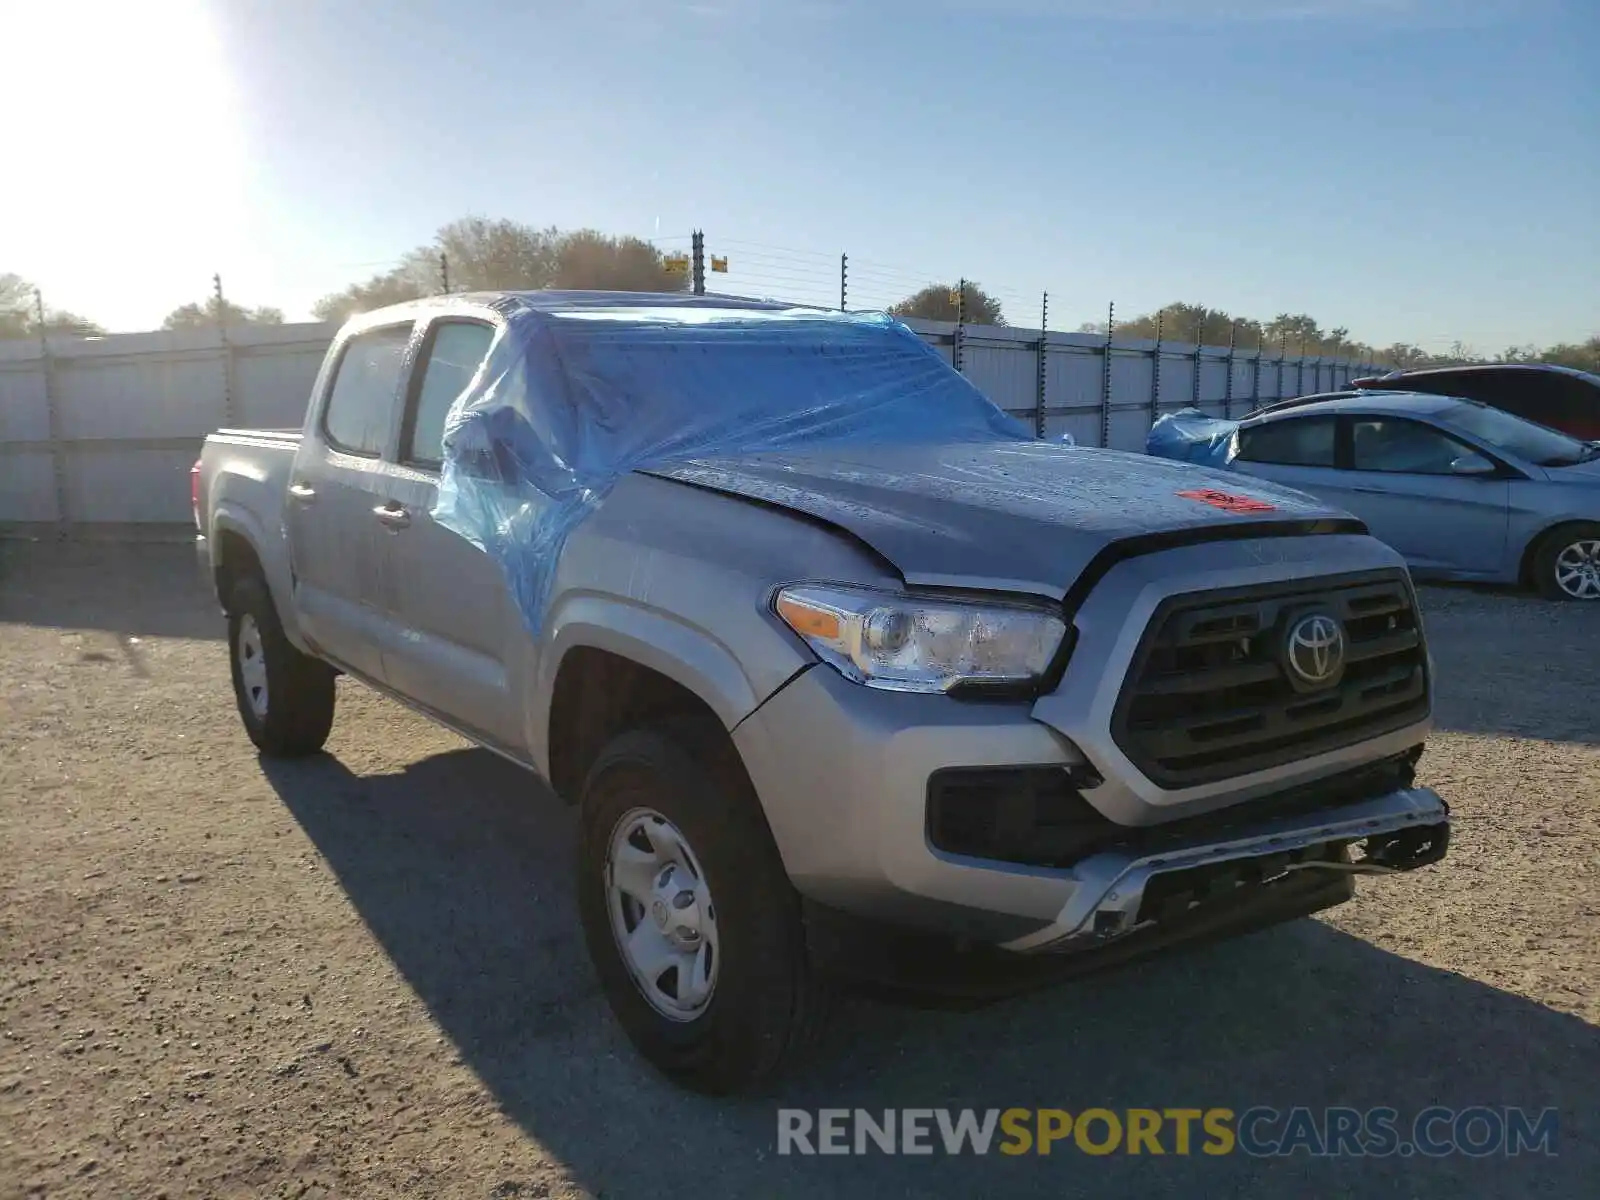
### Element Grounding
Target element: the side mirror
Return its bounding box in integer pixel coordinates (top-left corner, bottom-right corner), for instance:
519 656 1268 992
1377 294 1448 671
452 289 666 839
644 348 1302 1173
1449 454 1496 477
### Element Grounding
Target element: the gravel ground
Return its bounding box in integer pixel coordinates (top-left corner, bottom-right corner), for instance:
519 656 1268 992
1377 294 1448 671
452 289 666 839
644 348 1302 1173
2 539 1596 1199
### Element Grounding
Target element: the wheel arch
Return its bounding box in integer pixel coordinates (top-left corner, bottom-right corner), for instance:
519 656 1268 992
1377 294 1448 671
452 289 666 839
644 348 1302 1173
537 600 765 802
1519 518 1600 589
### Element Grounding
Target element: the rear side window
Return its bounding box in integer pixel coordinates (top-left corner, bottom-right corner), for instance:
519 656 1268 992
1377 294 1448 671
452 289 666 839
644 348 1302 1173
322 325 413 456
1235 416 1337 467
405 321 497 466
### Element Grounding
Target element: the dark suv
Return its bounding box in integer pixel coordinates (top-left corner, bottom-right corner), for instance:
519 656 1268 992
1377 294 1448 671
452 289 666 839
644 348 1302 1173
1351 363 1600 440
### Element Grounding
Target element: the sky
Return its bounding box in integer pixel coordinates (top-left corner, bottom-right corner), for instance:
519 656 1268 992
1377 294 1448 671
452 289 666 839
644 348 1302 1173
1 0 1596 352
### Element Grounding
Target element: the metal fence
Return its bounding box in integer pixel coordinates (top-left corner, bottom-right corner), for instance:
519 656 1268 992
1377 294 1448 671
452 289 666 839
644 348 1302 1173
0 316 1376 531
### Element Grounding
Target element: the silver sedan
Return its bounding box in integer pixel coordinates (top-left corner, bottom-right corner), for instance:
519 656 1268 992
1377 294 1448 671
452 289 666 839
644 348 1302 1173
1224 392 1600 600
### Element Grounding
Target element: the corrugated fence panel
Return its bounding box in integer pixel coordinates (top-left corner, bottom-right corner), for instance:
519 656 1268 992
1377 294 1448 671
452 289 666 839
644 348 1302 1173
1045 344 1105 409
236 344 327 428
66 448 197 522
0 451 59 521
55 351 225 440
960 339 1038 417
1198 353 1231 406
0 360 50 443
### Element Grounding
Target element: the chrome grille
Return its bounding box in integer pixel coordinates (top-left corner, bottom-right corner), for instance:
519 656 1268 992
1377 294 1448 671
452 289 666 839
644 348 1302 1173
1112 572 1429 788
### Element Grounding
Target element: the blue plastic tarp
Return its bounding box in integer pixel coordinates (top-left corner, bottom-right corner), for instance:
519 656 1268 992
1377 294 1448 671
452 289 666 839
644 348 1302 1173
1145 408 1240 469
432 296 1031 636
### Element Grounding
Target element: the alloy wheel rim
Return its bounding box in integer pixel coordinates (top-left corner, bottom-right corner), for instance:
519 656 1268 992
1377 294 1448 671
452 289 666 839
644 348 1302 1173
1553 539 1600 600
605 807 719 1022
237 614 269 717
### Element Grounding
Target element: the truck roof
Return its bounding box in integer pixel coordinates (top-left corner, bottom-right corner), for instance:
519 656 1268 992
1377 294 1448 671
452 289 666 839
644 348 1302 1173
356 289 810 324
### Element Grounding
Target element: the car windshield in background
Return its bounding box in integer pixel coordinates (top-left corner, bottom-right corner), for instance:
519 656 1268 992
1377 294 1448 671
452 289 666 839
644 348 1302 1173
1441 400 1596 467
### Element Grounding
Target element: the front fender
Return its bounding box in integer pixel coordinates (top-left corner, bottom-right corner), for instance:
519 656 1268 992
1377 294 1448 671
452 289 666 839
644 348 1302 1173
528 593 765 777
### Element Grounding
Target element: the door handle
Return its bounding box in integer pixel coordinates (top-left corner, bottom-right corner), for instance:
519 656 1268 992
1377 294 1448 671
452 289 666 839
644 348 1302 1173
1348 486 1388 495
287 482 317 503
373 502 411 529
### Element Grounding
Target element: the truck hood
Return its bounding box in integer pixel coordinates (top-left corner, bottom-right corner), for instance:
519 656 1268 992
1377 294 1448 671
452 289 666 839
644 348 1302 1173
643 440 1355 599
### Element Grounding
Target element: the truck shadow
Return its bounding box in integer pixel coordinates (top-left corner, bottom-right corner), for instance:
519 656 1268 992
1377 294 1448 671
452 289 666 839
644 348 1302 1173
262 748 1597 1200
0 538 224 641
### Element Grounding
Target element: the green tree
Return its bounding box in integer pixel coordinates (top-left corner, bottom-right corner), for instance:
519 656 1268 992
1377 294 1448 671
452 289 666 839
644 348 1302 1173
889 282 1005 326
551 229 688 292
311 267 430 324
1537 336 1600 373
0 273 104 339
162 296 284 330
311 216 687 324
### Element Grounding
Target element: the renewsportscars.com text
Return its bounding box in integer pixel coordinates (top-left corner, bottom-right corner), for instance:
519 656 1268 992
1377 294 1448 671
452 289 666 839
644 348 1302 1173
777 1106 1559 1158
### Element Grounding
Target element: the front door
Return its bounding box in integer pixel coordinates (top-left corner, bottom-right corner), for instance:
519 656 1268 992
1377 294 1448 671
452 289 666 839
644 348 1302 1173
369 318 525 751
1334 416 1511 576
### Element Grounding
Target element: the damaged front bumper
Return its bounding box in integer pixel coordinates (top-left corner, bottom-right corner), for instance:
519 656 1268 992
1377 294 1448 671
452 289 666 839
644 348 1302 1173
1003 785 1449 954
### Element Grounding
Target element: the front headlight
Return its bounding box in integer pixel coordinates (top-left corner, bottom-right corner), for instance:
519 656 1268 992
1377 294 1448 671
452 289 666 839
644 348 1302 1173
774 583 1068 694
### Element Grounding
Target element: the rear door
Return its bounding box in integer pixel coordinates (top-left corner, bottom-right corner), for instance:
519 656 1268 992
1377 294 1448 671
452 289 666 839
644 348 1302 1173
370 318 525 750
285 323 414 681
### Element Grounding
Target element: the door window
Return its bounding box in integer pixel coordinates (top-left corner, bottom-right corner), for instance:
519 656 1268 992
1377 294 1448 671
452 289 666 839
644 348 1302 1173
1350 418 1484 475
322 325 413 456
1235 416 1337 466
404 321 497 467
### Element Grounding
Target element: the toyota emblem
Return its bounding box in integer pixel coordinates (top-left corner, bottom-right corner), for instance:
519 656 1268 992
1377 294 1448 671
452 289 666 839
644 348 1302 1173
1286 613 1345 688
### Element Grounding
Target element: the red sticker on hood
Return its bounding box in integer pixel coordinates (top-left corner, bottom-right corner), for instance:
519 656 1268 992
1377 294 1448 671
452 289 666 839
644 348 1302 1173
1176 488 1277 514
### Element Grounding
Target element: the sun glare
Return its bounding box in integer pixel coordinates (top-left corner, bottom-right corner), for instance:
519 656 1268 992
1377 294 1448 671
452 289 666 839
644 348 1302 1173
0 0 245 326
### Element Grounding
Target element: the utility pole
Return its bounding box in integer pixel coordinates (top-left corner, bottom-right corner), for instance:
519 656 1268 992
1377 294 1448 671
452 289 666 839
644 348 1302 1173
839 253 848 311
1100 301 1115 448
1191 317 1204 409
1149 308 1163 427
691 230 706 296
214 273 237 425
439 252 450 294
1224 319 1237 417
1035 291 1048 439
952 278 967 373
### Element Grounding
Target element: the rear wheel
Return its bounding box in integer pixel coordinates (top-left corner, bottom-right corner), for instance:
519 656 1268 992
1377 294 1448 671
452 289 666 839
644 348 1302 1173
576 718 823 1094
227 573 336 755
1532 523 1600 601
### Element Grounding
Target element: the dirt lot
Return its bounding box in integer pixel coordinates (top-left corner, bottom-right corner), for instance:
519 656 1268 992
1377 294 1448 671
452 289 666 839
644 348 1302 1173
2 539 1596 1199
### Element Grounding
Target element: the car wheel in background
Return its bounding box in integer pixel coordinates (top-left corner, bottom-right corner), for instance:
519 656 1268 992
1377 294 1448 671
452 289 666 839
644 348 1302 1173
1532 522 1600 601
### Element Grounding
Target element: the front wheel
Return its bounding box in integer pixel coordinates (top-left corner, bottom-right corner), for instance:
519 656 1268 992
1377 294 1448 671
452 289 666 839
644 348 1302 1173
1532 523 1600 601
227 573 336 755
576 719 823 1094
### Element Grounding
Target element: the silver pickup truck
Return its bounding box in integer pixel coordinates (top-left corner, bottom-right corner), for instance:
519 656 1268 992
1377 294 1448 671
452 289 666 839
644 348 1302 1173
194 291 1451 1093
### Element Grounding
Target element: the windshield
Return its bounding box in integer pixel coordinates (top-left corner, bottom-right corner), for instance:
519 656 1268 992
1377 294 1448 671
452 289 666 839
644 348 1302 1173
1440 401 1596 467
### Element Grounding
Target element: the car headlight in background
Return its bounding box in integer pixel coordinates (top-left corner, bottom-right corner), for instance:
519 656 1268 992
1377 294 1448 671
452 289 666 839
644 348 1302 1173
774 583 1068 694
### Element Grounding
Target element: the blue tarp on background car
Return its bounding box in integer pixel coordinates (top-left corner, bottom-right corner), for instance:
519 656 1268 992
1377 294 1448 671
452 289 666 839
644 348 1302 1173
432 295 1031 636
1145 408 1241 468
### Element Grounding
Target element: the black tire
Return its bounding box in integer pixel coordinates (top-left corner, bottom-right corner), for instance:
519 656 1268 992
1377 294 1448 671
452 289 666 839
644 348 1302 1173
576 717 824 1094
226 572 336 756
1531 522 1600 602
